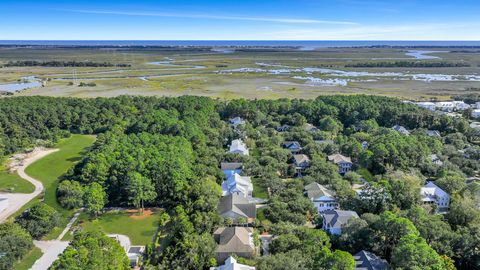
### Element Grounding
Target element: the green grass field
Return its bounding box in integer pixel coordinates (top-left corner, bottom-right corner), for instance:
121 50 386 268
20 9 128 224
12 247 43 270
23 134 96 239
0 166 34 193
73 209 161 245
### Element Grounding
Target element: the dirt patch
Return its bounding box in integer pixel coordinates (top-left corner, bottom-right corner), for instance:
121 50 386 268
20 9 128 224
128 208 155 220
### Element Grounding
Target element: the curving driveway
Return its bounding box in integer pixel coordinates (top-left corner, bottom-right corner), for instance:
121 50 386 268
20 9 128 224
0 149 58 223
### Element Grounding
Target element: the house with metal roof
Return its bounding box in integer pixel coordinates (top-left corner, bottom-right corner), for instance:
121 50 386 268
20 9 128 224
321 209 359 235
353 250 389 270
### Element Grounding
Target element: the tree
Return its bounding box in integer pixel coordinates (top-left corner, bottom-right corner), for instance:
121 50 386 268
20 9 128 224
57 180 84 209
51 230 130 270
435 170 466 194
328 250 356 270
15 203 60 239
84 183 107 217
0 223 33 270
269 234 302 254
126 172 157 212
391 234 448 270
386 171 422 210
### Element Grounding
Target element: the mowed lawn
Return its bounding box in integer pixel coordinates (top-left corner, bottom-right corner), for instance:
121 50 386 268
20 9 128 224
24 134 96 239
73 209 161 245
0 167 34 193
12 247 43 270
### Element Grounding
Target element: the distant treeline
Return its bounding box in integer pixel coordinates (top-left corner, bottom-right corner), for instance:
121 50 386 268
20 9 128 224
3 60 131 68
345 61 470 68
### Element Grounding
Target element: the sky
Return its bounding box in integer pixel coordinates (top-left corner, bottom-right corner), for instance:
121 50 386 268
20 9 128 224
0 0 479 40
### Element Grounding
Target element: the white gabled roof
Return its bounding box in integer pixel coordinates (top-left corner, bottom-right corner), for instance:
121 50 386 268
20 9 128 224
421 181 449 201
210 256 256 270
229 139 249 155
222 173 253 197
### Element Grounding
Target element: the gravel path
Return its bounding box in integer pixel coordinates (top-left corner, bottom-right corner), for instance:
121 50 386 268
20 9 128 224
0 149 59 223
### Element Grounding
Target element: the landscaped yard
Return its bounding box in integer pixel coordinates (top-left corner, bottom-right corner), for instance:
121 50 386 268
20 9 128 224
252 178 269 199
72 208 161 245
0 165 34 193
12 247 43 270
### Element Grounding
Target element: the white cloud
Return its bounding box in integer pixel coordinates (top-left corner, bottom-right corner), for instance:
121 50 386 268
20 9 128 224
61 9 358 25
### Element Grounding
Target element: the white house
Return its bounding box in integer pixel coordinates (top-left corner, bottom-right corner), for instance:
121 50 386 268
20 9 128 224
221 173 253 198
417 102 436 111
321 209 359 235
210 256 255 270
0 198 8 213
229 139 249 156
475 102 480 109
435 102 455 112
421 182 450 213
328 154 353 174
108 234 145 267
430 154 443 166
472 109 480 119
453 101 470 111
229 117 246 127
304 182 339 213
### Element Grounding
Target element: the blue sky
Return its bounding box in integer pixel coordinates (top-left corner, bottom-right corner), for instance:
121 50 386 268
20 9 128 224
0 0 479 40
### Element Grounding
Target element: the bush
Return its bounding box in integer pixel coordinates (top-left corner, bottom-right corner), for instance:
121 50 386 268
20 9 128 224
15 203 60 239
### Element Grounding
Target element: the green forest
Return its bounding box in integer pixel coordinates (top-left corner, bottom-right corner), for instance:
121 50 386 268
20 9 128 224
0 95 479 270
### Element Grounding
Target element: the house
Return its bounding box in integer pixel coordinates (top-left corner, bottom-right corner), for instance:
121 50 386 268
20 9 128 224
426 130 441 137
361 141 369 150
416 101 436 111
321 209 359 235
421 181 450 213
221 173 253 198
210 256 255 270
229 117 246 127
304 182 339 213
435 101 455 112
108 234 145 267
229 139 249 156
304 123 319 132
282 141 302 153
476 102 480 109
218 193 256 222
392 125 410 135
353 250 389 270
453 101 470 111
213 227 256 263
328 154 353 174
430 154 443 166
472 109 480 119
221 162 243 178
277 124 291 132
293 154 310 174
0 198 8 213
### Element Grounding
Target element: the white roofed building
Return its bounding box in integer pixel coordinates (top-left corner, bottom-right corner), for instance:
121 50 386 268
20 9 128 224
472 109 480 119
221 173 253 198
229 139 249 156
421 182 450 213
210 256 255 270
416 102 436 111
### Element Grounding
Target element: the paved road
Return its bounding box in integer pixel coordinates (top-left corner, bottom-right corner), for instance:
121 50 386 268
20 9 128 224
0 149 59 223
31 240 69 270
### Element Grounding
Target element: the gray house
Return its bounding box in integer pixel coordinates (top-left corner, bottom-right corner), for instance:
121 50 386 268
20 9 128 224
354 250 389 270
218 193 256 222
293 154 310 175
214 227 256 263
321 209 359 235
282 141 302 153
392 125 410 135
